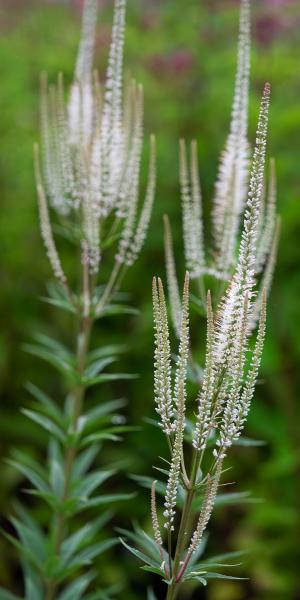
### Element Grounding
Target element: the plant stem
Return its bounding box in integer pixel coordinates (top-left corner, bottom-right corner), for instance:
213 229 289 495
165 448 203 600
96 260 121 314
45 262 93 599
197 275 206 310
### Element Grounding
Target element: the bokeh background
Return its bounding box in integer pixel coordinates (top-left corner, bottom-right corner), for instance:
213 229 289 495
0 0 300 598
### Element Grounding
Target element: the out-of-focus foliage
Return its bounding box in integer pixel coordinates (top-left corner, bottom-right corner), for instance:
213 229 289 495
0 0 299 598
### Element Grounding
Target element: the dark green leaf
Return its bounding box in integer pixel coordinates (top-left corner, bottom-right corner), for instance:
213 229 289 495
50 459 65 498
24 564 44 600
73 470 115 498
84 373 137 388
119 538 161 569
22 344 78 381
214 491 261 507
233 436 266 447
21 408 66 442
0 588 22 600
57 573 94 600
7 459 49 494
25 382 64 425
203 572 247 581
77 493 136 511
84 357 117 379
72 445 100 479
70 539 117 566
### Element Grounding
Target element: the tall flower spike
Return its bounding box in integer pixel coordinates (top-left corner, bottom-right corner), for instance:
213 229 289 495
212 0 250 278
163 214 182 338
163 274 190 531
40 0 155 275
215 293 249 459
193 291 216 451
116 84 144 264
153 278 175 436
256 158 277 273
236 289 267 435
190 140 205 275
173 272 190 413
101 0 127 213
180 140 205 278
213 83 271 369
151 481 163 552
34 144 68 289
124 134 157 266
68 0 98 146
251 217 280 329
163 380 186 532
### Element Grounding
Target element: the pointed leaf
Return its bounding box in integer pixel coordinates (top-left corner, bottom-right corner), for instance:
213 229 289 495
119 538 160 569
21 408 66 442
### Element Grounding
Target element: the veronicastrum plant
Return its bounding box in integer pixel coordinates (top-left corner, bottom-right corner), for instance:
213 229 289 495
2 1 155 599
121 1 279 598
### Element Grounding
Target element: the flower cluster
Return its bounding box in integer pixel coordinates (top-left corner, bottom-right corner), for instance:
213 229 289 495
37 0 156 280
165 0 279 325
150 79 270 582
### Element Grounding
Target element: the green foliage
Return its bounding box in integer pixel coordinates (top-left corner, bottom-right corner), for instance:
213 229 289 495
0 0 299 599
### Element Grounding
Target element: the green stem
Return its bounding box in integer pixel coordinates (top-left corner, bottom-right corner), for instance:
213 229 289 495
197 275 206 311
165 448 204 600
45 262 93 599
96 261 121 315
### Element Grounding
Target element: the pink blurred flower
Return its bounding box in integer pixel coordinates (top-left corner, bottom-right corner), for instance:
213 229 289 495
149 49 194 77
254 13 288 45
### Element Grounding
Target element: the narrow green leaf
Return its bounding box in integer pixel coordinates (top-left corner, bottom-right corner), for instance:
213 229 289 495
73 470 115 499
0 588 22 600
100 304 139 317
70 539 117 566
233 436 266 447
57 573 94 600
24 564 44 600
81 399 126 433
80 433 121 446
33 333 73 363
11 518 46 567
87 345 126 362
72 445 100 479
203 572 247 581
84 373 137 388
7 459 49 493
41 295 76 314
61 524 93 564
84 357 117 379
142 565 164 576
77 493 136 511
202 550 248 563
215 491 261 507
119 538 161 569
50 459 65 498
25 382 64 425
22 344 77 380
21 408 66 442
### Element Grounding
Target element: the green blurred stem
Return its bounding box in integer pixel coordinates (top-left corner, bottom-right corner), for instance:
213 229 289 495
197 275 206 310
96 260 121 314
165 448 202 600
45 262 93 600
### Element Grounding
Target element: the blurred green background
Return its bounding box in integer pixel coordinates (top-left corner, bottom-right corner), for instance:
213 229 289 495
0 0 300 598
